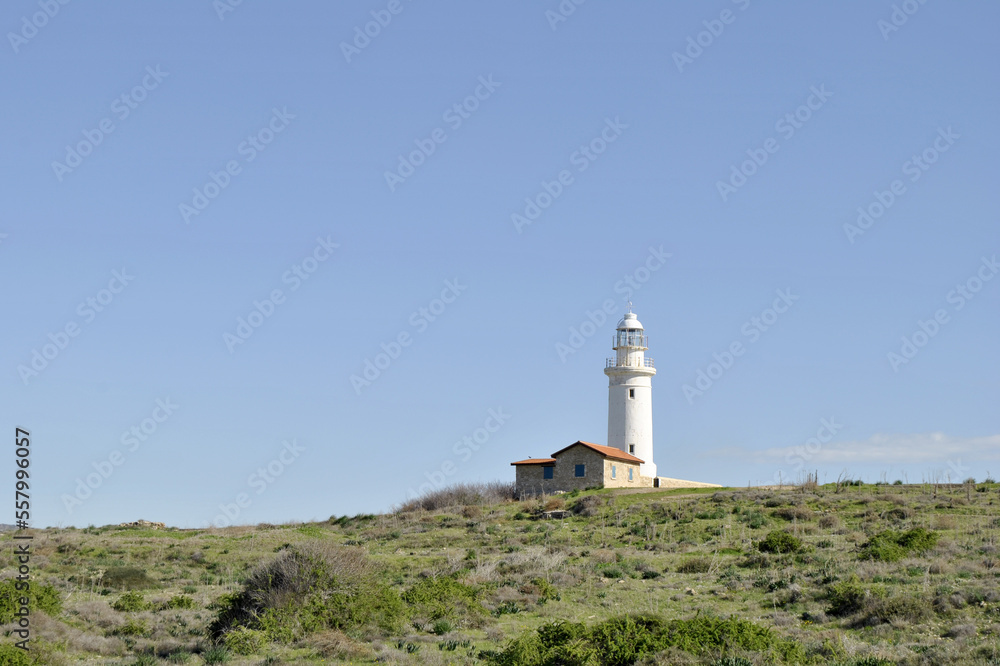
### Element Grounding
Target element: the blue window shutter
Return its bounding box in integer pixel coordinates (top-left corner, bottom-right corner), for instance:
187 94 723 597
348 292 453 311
575 464 585 477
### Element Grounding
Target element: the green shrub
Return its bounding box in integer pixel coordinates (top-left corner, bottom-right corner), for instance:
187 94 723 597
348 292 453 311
403 576 482 621
589 614 669 666
102 566 155 590
676 557 712 574
202 646 231 664
827 575 883 616
859 528 939 562
538 620 588 648
486 613 803 666
210 543 405 641
223 626 266 655
695 508 727 520
111 591 148 612
0 644 32 666
758 531 802 554
737 508 769 529
0 580 62 623
492 601 522 617
112 618 149 637
431 619 453 635
166 594 197 609
528 577 560 601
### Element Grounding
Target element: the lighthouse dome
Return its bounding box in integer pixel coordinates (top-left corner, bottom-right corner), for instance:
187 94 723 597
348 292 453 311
616 311 643 330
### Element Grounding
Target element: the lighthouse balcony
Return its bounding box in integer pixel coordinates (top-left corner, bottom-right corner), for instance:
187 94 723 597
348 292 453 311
606 357 654 369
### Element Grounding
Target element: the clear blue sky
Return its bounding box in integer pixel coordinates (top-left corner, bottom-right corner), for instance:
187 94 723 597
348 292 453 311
2 1 997 528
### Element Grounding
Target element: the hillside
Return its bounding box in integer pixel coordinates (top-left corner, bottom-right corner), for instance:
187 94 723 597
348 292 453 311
3 481 1000 665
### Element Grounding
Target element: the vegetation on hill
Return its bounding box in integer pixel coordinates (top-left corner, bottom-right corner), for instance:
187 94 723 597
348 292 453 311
3 479 1000 664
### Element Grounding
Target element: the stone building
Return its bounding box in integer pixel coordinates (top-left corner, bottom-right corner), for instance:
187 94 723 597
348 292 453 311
511 440 647 497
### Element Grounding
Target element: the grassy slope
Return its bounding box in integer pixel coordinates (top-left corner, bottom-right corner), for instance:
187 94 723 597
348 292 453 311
3 482 1000 665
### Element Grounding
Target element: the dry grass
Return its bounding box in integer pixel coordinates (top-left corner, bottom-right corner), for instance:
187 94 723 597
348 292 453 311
395 481 517 512
307 629 375 660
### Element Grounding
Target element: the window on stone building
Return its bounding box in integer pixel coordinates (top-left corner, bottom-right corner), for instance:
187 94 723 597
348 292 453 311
543 466 553 479
611 465 616 479
629 388 635 399
628 468 633 481
575 464 585 477
629 444 635 454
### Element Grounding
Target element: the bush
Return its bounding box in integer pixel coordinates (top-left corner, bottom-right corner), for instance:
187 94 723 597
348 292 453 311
202 646 231 664
113 618 149 637
758 531 802 554
0 580 62 623
111 591 148 612
676 558 712 574
102 566 155 590
859 528 939 562
0 644 31 666
818 515 841 529
403 576 483 621
827 576 882 616
431 619 453 635
854 593 930 626
209 543 405 641
772 506 813 522
486 613 803 665
571 495 604 517
166 594 197 609
397 482 516 512
738 509 769 529
222 627 266 655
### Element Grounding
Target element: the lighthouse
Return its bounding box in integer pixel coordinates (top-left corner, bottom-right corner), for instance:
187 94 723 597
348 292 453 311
604 304 657 479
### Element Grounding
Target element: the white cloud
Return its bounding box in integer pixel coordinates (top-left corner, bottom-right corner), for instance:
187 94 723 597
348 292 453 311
714 432 1000 465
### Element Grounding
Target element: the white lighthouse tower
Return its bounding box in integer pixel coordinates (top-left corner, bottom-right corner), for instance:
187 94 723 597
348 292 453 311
604 303 657 479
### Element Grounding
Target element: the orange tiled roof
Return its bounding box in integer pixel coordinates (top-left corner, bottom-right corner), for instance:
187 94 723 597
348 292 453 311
550 440 644 464
510 458 556 466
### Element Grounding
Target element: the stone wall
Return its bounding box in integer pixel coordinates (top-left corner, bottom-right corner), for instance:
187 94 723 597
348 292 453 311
603 458 645 488
514 464 558 497
549 446 605 492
